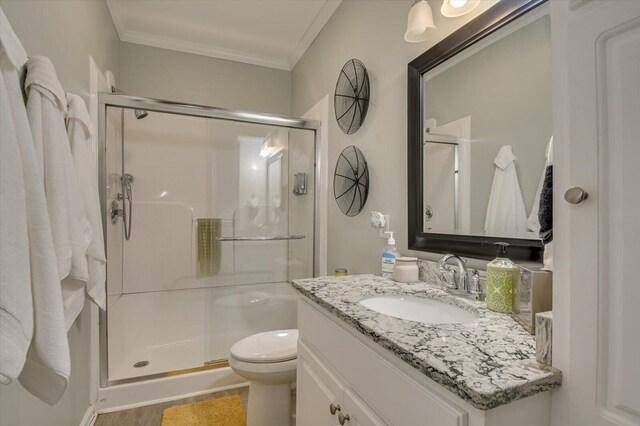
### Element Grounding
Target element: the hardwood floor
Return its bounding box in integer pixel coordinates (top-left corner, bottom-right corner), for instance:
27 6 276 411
95 387 249 426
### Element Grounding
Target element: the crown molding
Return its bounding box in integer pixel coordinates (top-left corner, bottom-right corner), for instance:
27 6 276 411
107 0 342 71
120 30 292 70
287 0 342 69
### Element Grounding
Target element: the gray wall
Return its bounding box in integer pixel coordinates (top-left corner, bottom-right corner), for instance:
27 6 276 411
292 0 496 274
425 15 551 235
0 1 119 425
0 0 119 104
119 42 292 116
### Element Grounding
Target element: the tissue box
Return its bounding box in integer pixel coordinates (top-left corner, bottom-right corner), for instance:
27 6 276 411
511 264 552 334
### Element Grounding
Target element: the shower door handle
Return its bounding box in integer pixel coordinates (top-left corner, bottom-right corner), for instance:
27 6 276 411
216 235 305 241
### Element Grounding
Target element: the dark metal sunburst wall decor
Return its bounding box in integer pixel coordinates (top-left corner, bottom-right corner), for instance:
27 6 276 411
334 145 370 216
334 59 370 134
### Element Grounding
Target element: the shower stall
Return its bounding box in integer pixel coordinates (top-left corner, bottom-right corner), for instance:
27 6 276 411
98 93 319 385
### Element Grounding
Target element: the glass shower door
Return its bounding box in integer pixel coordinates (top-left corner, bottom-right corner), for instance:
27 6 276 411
105 106 315 381
202 122 315 364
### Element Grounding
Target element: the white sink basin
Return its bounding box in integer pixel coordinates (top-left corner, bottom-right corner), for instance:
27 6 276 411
358 295 477 324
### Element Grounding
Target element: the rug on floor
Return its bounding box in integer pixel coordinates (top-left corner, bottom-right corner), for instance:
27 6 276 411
161 395 246 426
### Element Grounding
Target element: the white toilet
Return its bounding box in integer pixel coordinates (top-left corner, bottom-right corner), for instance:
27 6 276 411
229 329 298 426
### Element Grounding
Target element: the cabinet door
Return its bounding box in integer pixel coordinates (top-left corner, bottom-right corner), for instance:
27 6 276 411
297 343 342 426
552 1 640 425
340 389 386 426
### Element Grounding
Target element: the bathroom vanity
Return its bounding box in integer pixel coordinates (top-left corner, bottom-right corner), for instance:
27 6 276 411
292 275 561 426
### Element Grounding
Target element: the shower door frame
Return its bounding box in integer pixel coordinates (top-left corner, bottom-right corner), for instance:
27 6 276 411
97 92 322 387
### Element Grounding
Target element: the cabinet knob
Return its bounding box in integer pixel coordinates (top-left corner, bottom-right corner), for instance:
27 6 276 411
329 403 341 415
564 186 589 204
338 413 351 425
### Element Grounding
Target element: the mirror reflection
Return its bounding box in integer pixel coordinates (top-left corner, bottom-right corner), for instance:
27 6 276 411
422 12 551 240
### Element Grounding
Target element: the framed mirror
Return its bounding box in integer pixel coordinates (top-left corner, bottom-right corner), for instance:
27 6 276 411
408 0 549 261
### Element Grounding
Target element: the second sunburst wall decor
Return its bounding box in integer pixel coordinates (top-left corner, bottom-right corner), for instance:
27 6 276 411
333 145 370 216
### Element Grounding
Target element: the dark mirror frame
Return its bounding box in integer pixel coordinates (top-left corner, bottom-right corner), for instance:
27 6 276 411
407 0 547 262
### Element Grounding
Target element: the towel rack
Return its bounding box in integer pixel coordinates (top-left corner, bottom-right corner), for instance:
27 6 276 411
216 235 305 242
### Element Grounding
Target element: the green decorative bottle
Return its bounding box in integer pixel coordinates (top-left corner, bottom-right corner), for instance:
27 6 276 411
486 243 520 313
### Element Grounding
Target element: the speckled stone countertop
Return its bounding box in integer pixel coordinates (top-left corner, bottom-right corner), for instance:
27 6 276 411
291 274 561 410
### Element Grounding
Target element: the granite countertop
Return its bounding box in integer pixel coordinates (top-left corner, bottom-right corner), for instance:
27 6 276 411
291 274 561 410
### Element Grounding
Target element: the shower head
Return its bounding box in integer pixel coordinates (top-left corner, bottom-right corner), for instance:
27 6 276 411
110 87 149 119
134 109 149 120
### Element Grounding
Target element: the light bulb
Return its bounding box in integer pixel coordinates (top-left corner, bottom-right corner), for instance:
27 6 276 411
441 0 480 17
450 0 467 8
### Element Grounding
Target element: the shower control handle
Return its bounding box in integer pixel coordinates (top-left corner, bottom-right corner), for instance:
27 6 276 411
330 403 341 415
110 200 124 225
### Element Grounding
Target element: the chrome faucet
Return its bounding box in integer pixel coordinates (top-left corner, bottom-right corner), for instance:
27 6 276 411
437 254 468 292
436 254 485 301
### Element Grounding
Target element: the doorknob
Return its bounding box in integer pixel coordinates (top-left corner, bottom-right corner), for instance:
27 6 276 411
329 403 341 415
564 186 588 204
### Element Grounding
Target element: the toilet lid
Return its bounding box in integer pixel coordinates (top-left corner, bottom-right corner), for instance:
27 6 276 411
230 329 298 363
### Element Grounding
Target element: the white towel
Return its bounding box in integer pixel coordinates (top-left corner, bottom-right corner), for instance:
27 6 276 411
484 145 528 237
18 56 73 406
0 7 33 385
67 93 106 310
25 57 92 330
0 15 70 403
527 136 553 234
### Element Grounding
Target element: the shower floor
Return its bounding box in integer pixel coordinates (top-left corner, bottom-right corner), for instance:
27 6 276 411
107 282 297 381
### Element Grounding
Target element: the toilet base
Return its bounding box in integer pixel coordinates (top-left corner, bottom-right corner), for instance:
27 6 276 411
246 382 292 426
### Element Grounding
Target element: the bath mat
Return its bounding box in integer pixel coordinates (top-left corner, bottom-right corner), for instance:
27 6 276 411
161 395 246 426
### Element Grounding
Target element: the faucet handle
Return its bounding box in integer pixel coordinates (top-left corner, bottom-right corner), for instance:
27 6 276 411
468 270 484 301
436 258 448 272
445 269 457 290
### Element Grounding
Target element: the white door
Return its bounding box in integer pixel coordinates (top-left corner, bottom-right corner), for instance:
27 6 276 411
552 1 640 426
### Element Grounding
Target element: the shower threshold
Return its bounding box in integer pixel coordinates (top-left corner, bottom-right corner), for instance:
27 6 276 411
106 360 229 387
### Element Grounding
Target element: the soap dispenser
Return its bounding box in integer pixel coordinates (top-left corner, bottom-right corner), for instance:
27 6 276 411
381 232 399 277
486 242 520 313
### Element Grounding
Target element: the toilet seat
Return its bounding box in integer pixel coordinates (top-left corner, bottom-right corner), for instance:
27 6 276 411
229 356 297 381
230 329 298 364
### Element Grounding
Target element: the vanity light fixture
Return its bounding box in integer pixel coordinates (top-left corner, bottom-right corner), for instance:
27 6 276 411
441 0 481 18
404 0 436 43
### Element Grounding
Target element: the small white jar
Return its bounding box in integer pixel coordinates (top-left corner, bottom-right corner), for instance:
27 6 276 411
393 257 419 283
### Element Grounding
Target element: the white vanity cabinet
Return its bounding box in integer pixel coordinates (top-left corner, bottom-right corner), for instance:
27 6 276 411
298 342 385 426
296 298 552 426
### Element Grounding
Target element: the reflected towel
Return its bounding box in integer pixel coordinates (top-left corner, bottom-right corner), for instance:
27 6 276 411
484 145 528 237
